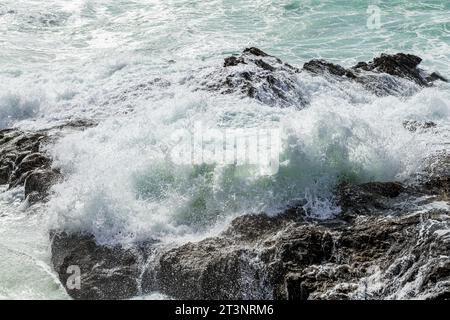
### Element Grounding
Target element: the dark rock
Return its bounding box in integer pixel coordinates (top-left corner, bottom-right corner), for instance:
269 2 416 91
204 47 307 108
223 56 245 67
24 169 61 204
50 231 145 300
0 120 97 205
403 120 437 132
254 59 277 72
349 53 448 96
427 72 448 83
336 181 406 218
204 48 447 108
0 164 11 184
49 203 450 301
52 193 450 300
0 130 47 187
142 214 334 300
285 273 310 300
305 53 445 96
303 59 356 79
415 152 450 197
153 238 264 299
243 47 270 57
48 148 450 300
353 53 428 86
10 153 52 187
50 118 98 131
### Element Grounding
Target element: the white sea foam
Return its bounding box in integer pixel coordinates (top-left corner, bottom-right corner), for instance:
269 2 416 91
45 84 450 245
0 92 41 129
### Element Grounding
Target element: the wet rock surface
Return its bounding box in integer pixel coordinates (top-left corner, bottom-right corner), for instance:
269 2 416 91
0 119 96 203
0 129 52 192
50 158 450 300
143 180 449 300
2 49 447 300
148 215 335 300
46 50 450 300
203 47 306 108
403 120 437 132
25 169 61 204
50 231 147 300
203 48 447 107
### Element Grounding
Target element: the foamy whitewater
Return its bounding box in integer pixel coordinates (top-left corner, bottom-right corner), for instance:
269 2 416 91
0 0 449 299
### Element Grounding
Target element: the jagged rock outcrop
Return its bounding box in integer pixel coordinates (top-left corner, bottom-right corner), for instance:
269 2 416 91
46 50 449 300
145 174 449 300
305 53 447 96
50 152 450 300
0 119 96 204
203 48 447 107
203 47 306 108
403 120 437 132
145 214 335 300
0 129 55 199
50 232 147 300
24 169 61 204
353 53 445 86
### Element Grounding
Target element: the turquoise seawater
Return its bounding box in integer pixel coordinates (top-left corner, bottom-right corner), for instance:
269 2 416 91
0 1 449 123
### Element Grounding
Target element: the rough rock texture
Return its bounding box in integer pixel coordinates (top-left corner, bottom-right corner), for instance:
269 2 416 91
0 129 56 201
403 120 437 132
336 181 406 218
0 119 96 204
47 51 449 300
203 47 306 108
50 232 147 300
51 155 450 300
25 169 61 204
145 176 450 300
353 53 440 86
145 214 334 300
304 52 442 94
204 48 447 107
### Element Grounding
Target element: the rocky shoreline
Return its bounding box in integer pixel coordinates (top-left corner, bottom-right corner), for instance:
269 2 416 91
0 120 96 206
200 47 447 108
49 168 450 300
1 48 449 300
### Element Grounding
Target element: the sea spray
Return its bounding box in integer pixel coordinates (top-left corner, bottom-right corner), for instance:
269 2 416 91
46 85 448 245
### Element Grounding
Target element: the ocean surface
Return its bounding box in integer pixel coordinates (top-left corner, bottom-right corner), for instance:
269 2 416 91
0 0 449 299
